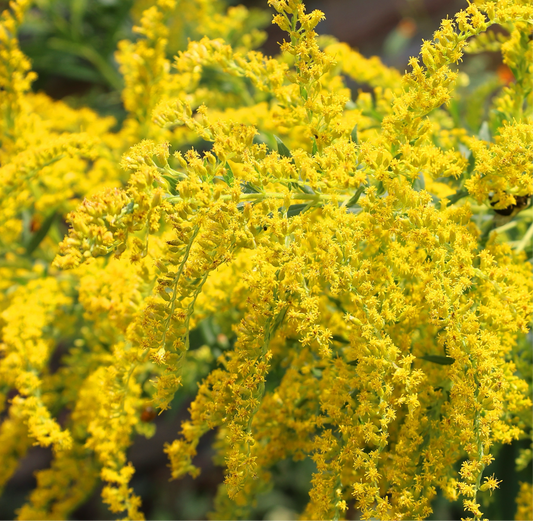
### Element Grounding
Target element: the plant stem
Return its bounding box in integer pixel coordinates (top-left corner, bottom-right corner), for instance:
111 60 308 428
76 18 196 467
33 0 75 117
515 220 533 253
493 220 518 234
167 191 351 205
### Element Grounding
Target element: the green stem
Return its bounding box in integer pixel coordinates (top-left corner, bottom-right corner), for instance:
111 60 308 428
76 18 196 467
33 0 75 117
228 192 346 202
158 165 188 180
515 220 533 253
493 220 518 234
160 225 200 352
341 185 365 208
167 191 350 205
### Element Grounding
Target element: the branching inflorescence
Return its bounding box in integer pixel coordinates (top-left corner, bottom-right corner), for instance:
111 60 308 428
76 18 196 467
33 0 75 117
0 0 532 519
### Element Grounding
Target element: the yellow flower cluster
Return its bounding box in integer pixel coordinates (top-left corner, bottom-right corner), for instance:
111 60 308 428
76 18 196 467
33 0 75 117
0 0 532 519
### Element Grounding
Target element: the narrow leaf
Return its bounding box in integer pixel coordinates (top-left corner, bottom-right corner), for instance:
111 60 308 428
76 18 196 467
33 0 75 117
419 355 455 365
351 124 359 145
241 181 261 194
275 136 291 158
412 172 425 192
446 189 469 205
25 211 57 256
344 185 365 208
331 334 350 344
286 204 308 217
478 121 491 142
224 163 234 186
162 174 178 194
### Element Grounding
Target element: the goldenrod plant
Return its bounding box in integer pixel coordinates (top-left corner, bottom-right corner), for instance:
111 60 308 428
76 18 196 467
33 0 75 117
0 0 532 519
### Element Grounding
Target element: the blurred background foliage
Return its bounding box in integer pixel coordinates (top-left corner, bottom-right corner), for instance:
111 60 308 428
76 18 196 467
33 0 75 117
0 0 530 519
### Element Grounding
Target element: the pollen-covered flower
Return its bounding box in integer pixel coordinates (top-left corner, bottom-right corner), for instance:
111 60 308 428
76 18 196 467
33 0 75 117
0 0 531 519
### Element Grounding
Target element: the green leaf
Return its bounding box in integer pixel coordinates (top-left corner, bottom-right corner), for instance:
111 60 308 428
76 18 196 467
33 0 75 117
344 185 365 208
419 355 455 365
286 204 308 218
448 99 460 126
274 136 291 158
478 121 491 142
297 183 315 195
467 151 476 174
296 397 309 407
446 189 469 205
300 85 308 101
223 163 235 186
25 211 57 256
331 334 350 344
412 172 425 192
162 174 178 194
351 124 359 145
311 367 322 379
241 181 261 194
122 201 135 214
458 143 471 161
